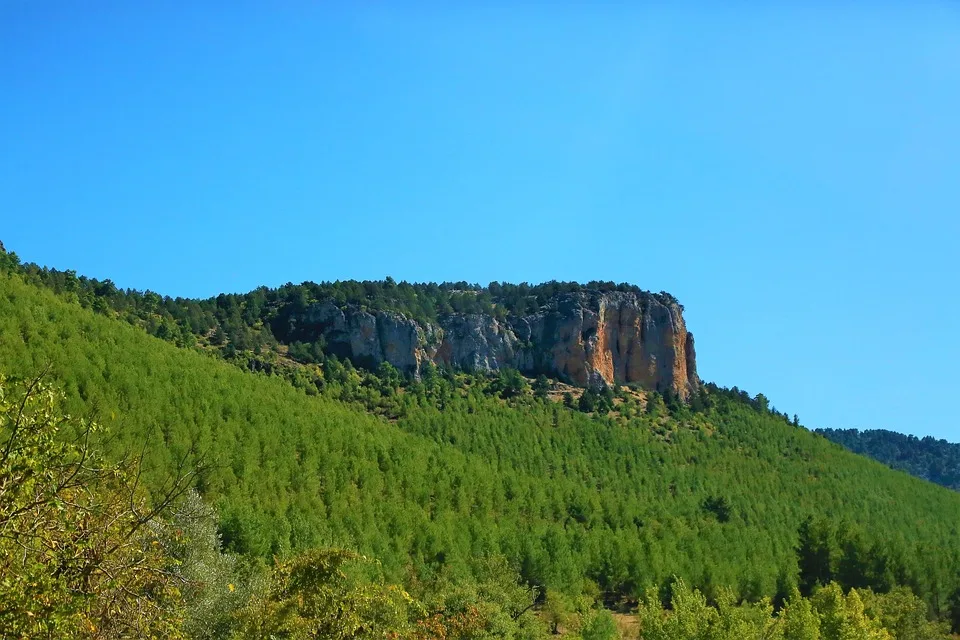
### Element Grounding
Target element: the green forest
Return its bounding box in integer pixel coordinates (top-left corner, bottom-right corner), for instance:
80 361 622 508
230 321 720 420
2 248 960 638
818 428 960 492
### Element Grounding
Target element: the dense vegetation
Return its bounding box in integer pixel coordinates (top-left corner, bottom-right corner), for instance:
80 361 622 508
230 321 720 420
3 247 960 637
0 372 186 637
0 373 557 638
818 428 960 492
5 375 953 639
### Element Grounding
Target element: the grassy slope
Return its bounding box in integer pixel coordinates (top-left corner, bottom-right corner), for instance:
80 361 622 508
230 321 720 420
2 270 958 602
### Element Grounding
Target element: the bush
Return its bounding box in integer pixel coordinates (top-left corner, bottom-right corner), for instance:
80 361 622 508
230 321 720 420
0 373 187 638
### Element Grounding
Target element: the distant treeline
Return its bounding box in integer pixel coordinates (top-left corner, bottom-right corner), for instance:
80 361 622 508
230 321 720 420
818 428 960 491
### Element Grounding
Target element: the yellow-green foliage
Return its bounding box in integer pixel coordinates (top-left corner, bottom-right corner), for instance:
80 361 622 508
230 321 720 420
407 556 547 639
231 548 412 639
861 587 950 640
0 373 184 639
635 580 948 640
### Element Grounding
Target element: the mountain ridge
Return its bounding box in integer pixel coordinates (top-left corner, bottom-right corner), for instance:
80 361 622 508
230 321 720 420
1 244 698 397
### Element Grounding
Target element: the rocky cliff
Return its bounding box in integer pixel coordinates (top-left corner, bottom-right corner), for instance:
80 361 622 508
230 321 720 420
296 290 699 398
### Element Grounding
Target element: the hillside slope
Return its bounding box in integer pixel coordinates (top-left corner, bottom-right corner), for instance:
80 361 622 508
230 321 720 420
818 428 960 491
1 269 959 610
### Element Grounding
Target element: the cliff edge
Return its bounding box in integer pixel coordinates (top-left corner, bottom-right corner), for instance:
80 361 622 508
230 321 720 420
298 290 699 398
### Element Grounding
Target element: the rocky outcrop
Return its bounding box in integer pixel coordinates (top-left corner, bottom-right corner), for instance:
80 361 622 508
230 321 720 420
522 292 697 396
304 301 426 372
299 291 699 398
433 314 530 373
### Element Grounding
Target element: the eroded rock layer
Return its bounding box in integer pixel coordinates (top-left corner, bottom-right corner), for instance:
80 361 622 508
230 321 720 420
299 291 699 398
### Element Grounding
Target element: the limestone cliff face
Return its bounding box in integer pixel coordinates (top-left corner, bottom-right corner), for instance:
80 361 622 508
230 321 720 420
521 292 697 396
300 291 699 398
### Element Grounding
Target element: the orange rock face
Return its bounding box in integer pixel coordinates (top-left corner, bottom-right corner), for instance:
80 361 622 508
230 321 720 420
302 291 699 398
529 292 697 398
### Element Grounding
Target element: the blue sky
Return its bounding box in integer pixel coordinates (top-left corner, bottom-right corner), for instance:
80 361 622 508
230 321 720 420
2 3 958 441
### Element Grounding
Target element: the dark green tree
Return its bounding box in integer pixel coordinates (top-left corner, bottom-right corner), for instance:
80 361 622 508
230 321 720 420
533 374 550 400
797 517 835 596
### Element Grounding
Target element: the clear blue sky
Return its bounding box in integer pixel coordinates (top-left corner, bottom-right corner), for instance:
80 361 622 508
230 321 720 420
2 3 958 441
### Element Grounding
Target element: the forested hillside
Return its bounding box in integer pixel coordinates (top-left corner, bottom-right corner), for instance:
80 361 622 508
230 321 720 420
5 373 952 640
3 263 960 588
3 252 960 637
818 428 960 491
